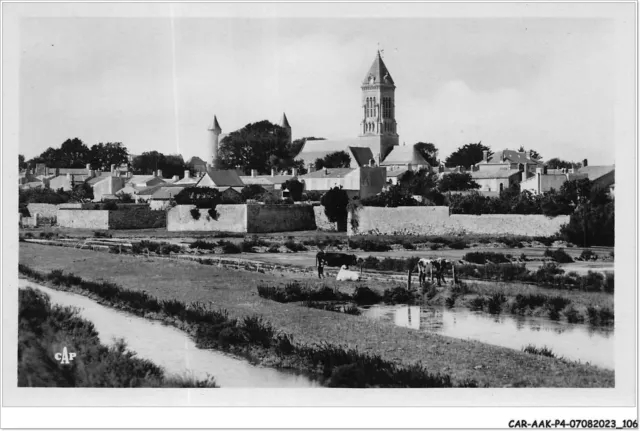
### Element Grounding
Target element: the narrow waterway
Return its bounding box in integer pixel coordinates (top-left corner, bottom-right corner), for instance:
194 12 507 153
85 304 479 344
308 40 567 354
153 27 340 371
20 280 319 387
362 304 614 369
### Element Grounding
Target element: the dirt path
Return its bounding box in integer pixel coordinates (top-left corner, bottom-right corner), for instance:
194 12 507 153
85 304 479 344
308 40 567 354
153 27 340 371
19 243 614 387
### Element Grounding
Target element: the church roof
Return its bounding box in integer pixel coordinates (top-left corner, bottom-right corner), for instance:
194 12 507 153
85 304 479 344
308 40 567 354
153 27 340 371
296 136 383 166
380 145 429 166
300 168 355 179
348 146 375 167
281 113 291 128
362 51 394 86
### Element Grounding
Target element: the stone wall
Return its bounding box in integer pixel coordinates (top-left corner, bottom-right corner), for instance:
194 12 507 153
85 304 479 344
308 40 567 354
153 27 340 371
246 204 317 233
108 207 166 230
57 210 109 230
314 205 336 231
449 214 570 237
26 203 82 224
348 206 568 237
349 206 450 236
167 205 247 232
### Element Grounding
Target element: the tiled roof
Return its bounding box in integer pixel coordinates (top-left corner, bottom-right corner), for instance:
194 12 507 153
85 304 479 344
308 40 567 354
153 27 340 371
380 145 429 166
202 168 245 187
87 176 109 186
470 169 521 179
300 168 355 179
126 175 159 185
58 168 90 175
482 150 542 165
362 51 394 86
240 177 276 186
151 185 188 200
296 136 383 166
281 113 291 128
576 165 615 181
188 156 207 166
348 146 375 167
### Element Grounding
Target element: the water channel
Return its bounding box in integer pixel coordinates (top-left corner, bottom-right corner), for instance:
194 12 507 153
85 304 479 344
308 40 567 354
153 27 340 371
20 280 319 387
362 304 614 369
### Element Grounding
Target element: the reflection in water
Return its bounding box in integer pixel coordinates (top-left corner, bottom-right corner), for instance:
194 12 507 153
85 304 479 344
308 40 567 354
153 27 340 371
21 280 318 388
362 304 614 370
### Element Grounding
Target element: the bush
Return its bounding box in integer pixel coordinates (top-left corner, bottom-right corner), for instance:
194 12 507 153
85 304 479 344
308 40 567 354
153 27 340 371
284 239 307 252
382 287 414 304
190 240 217 250
448 240 467 250
102 201 118 210
352 286 382 305
401 241 415 250
522 345 557 358
218 241 241 254
320 187 349 227
218 326 248 348
93 231 112 238
348 238 391 252
190 208 201 220
267 245 280 253
240 316 274 348
545 248 573 263
579 249 596 261
463 251 510 264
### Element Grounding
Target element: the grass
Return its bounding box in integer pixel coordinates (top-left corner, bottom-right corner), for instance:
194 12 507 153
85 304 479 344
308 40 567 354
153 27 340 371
522 345 558 359
18 287 217 388
18 243 615 387
19 266 467 388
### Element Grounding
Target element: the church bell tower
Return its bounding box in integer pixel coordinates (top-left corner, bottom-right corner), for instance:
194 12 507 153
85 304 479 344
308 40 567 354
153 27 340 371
360 50 399 158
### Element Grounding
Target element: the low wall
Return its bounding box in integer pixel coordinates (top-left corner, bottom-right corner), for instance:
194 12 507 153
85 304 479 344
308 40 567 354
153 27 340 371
348 206 569 237
449 214 570 237
167 205 247 232
247 204 317 233
57 210 109 230
349 206 451 236
314 206 336 231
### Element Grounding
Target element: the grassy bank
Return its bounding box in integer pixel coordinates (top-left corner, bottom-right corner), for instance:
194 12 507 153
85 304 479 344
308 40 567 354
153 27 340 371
18 243 615 387
18 286 217 388
18 265 467 388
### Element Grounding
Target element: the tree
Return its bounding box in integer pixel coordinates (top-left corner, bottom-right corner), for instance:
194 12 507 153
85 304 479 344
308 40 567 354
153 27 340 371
89 142 129 171
546 158 582 170
132 152 189 178
241 185 266 201
58 138 91 168
67 182 94 203
320 186 350 231
314 151 351 170
414 142 438 166
445 142 492 168
517 145 542 160
398 169 438 196
18 154 26 170
218 120 293 174
282 179 304 201
437 172 480 192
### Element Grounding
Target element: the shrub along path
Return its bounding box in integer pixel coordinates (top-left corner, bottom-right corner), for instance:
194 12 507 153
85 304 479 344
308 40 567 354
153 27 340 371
19 243 614 387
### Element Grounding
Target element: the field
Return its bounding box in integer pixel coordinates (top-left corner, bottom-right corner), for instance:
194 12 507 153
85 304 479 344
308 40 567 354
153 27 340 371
19 242 614 387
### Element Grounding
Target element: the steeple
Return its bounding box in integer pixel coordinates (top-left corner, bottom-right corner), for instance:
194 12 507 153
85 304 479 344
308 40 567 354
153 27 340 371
281 112 292 144
281 112 291 129
208 115 221 133
362 50 394 86
207 115 222 168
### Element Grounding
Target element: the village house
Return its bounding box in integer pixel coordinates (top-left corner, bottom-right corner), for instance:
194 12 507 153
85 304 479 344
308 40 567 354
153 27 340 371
576 161 615 195
299 166 387 199
195 168 245 191
380 144 431 172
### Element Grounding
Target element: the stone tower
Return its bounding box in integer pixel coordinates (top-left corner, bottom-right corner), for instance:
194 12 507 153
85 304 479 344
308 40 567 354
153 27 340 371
207 115 222 168
281 112 292 144
360 50 399 159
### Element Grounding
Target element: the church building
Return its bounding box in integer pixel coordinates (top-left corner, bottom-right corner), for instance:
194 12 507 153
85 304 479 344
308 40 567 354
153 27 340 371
296 50 400 169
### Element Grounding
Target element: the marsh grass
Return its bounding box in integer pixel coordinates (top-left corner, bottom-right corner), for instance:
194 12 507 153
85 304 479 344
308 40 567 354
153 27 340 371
19 265 470 388
18 287 217 388
522 345 557 358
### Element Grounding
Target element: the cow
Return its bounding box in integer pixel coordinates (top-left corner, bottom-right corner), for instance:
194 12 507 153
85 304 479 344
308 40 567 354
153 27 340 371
316 251 359 269
414 258 451 286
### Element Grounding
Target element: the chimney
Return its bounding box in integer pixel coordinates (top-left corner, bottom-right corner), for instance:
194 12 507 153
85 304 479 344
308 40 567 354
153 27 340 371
127 172 132 178
525 150 531 160
369 158 375 167
292 168 298 177
172 175 178 181
184 170 190 180
271 168 276 177
583 159 588 167
89 169 95 178
407 163 413 171
66 173 72 180
456 165 461 173
324 168 329 175
157 169 162 178
251 169 257 178
110 164 115 175
309 165 316 173
86 163 91 173
482 150 488 162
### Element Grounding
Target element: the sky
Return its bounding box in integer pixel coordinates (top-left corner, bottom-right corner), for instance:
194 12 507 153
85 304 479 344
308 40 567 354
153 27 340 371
19 16 618 165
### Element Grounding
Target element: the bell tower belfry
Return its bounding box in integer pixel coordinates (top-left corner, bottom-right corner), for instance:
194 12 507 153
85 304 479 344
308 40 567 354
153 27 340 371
360 50 399 159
